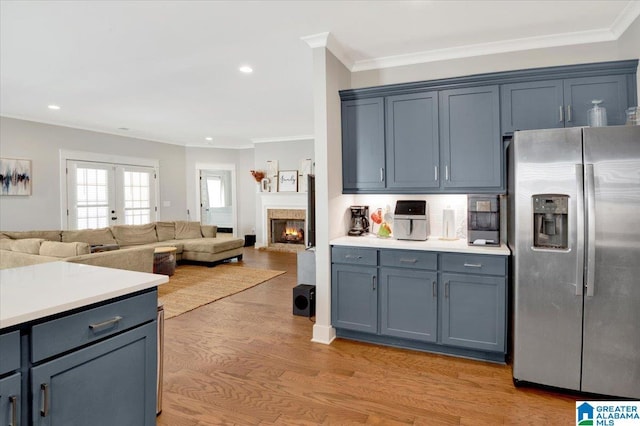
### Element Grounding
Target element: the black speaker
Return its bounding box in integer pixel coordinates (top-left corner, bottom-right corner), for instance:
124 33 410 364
293 284 315 317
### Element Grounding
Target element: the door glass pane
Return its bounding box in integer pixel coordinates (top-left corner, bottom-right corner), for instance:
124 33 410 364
75 167 109 229
123 170 152 225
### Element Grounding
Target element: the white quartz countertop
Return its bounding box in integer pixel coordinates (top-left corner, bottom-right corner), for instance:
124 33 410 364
0 262 168 329
330 235 510 256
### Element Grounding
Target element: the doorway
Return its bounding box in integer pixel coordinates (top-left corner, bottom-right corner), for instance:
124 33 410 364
199 167 236 233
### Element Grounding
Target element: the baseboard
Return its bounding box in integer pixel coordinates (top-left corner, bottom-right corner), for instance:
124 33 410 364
311 324 336 345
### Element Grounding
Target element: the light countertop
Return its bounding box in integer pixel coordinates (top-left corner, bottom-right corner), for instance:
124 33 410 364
330 235 510 256
0 262 168 329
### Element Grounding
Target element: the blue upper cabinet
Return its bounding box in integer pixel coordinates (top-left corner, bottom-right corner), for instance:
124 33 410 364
501 80 565 133
440 86 502 190
340 60 637 194
341 98 386 191
385 92 439 189
563 75 629 126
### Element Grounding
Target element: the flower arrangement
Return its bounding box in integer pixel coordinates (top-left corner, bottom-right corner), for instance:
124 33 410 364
250 170 265 182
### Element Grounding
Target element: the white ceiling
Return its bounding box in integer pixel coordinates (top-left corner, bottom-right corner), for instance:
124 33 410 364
1 1 638 149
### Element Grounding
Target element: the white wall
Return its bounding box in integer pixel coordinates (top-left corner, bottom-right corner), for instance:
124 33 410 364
253 139 314 175
0 117 187 231
352 16 640 106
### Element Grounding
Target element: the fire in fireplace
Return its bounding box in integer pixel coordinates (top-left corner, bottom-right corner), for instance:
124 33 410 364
271 219 305 244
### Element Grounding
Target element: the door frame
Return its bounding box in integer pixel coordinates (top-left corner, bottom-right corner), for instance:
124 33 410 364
59 150 160 230
194 163 237 236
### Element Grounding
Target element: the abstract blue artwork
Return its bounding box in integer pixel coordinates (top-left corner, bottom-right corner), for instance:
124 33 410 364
0 158 32 195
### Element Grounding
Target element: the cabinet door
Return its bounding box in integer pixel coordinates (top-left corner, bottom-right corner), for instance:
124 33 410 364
342 98 386 191
440 86 502 190
501 80 564 133
0 373 21 426
31 322 157 426
380 268 437 342
331 264 377 333
385 92 439 189
441 273 506 352
564 75 629 126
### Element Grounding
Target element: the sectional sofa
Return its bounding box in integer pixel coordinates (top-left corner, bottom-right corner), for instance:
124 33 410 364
0 221 245 272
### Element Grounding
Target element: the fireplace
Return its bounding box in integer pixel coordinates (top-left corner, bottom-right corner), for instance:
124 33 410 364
266 208 306 252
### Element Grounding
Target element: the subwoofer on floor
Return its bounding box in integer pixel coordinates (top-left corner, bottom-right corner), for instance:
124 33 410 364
292 284 315 317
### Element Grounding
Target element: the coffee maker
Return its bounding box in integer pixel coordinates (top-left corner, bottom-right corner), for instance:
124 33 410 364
467 195 500 245
348 206 370 236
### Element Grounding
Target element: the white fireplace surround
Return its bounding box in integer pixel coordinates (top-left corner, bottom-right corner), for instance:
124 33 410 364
256 193 307 248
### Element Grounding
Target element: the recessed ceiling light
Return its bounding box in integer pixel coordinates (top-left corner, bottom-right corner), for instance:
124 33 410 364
239 65 253 74
48 104 61 110
205 137 213 141
118 127 129 131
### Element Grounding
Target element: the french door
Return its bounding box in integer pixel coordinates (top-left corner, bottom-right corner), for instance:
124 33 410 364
67 160 157 230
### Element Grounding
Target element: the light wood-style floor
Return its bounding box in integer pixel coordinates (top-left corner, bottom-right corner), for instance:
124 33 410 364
157 248 578 425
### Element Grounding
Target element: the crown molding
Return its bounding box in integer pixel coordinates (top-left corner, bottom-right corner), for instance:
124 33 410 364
610 0 640 38
301 32 354 71
251 134 314 144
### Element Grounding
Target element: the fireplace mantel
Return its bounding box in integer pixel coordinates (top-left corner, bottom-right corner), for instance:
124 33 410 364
256 192 307 248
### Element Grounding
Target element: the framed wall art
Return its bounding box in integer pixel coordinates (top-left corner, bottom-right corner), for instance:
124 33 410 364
0 157 32 196
278 170 298 192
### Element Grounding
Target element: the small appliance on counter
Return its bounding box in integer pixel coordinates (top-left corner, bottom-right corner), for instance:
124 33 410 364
393 200 428 241
348 205 369 236
467 195 500 246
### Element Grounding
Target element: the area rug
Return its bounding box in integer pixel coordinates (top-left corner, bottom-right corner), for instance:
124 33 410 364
158 263 285 319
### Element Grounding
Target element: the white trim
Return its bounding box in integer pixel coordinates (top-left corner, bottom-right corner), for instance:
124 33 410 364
59 150 160 230
256 192 306 248
311 324 336 345
251 135 314 144
194 163 238 237
301 32 354 71
185 141 254 149
610 0 640 39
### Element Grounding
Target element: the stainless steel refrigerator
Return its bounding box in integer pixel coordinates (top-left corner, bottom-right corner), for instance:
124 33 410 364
508 125 640 399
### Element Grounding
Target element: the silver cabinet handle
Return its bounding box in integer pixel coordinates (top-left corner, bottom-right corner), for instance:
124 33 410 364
434 166 438 181
445 282 450 298
567 104 572 122
445 165 449 181
89 315 123 331
9 395 18 426
380 167 384 182
372 275 376 291
575 164 585 296
432 280 437 298
585 164 596 296
399 258 417 264
463 263 482 268
559 105 564 122
345 255 362 260
40 383 49 417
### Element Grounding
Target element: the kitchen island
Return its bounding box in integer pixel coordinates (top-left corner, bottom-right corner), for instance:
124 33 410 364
330 235 510 363
0 262 167 426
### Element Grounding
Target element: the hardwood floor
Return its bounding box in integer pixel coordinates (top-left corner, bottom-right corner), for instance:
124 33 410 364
157 248 578 425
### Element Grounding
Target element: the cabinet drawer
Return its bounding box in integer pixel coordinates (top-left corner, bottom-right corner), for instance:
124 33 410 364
31 290 157 363
380 250 437 270
441 253 506 276
0 331 20 375
331 246 377 266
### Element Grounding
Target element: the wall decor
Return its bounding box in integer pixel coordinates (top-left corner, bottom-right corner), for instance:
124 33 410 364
278 170 298 192
0 157 32 196
298 158 313 193
267 160 278 192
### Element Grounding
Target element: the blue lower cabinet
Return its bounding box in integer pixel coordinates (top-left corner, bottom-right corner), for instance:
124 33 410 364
379 268 437 342
0 373 21 426
441 273 506 352
331 264 378 333
31 321 157 426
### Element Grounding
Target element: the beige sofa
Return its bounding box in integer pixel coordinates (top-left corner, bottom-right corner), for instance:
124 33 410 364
0 221 245 272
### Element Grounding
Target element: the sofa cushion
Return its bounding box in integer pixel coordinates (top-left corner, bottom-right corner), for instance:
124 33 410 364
156 221 176 241
111 223 158 246
181 237 244 254
0 238 44 254
62 228 117 246
174 221 202 239
200 225 217 238
2 230 61 241
40 241 91 258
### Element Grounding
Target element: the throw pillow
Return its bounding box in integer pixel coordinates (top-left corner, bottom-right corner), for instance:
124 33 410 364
111 223 158 246
174 221 202 239
3 238 45 254
156 221 176 241
40 241 91 258
62 228 117 246
200 225 217 238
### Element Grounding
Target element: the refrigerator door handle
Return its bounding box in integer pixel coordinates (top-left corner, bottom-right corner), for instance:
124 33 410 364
576 164 585 296
585 164 596 297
